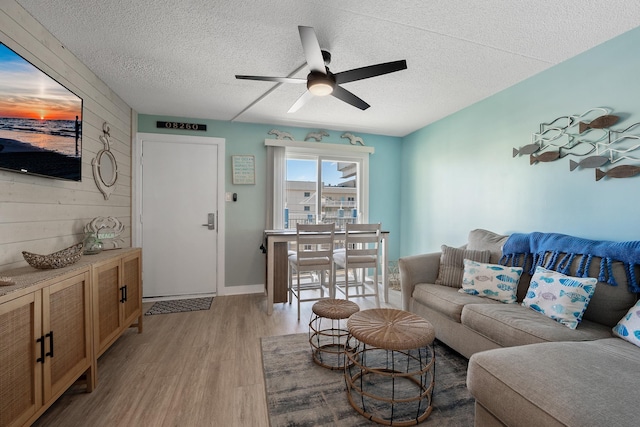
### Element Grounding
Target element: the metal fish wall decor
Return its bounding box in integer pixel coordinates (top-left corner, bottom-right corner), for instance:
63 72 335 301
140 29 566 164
514 107 640 181
530 151 560 165
569 156 609 171
513 143 541 157
579 115 619 133
595 165 640 181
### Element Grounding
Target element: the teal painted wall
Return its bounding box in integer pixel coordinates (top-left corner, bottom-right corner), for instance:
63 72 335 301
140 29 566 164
137 116 401 287
400 26 640 256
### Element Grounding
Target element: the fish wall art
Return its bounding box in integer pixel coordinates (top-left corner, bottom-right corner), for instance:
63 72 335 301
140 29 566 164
579 115 619 133
513 107 640 181
595 165 640 181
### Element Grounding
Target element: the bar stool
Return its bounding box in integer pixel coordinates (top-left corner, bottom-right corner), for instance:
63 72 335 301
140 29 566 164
334 223 381 307
288 223 335 320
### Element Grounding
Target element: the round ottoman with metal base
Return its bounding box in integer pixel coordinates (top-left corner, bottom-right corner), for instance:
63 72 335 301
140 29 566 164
345 308 436 426
309 299 360 370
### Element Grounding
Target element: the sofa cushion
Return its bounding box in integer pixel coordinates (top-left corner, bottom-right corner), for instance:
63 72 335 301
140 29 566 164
466 229 509 264
467 338 640 427
434 245 491 287
412 283 500 323
460 259 522 303
461 303 613 347
613 299 640 347
522 266 597 329
581 259 639 327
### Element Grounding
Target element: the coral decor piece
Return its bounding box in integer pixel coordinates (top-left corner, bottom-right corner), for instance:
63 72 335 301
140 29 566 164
84 216 125 249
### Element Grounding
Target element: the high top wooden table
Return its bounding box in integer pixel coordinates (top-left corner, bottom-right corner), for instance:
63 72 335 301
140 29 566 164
263 229 390 314
345 308 436 426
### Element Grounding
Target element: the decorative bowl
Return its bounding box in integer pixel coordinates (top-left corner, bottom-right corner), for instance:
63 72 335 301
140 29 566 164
22 242 84 269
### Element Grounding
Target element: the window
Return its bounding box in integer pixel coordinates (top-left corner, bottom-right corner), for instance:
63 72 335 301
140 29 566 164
266 139 372 230
285 155 364 229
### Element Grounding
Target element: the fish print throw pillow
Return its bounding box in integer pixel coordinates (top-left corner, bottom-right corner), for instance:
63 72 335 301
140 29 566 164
459 259 523 303
522 266 597 329
612 300 640 347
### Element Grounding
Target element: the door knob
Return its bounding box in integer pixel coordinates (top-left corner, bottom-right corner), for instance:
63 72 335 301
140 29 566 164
202 213 215 230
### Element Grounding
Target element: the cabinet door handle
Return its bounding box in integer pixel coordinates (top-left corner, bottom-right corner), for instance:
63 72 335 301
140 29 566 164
45 331 54 358
36 336 45 363
124 285 128 302
120 286 126 303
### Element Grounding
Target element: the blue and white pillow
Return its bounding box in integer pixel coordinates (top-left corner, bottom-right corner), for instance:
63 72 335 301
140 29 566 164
459 259 522 303
613 300 640 347
522 266 597 329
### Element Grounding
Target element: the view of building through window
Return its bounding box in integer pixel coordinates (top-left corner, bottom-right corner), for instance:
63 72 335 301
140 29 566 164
285 157 358 229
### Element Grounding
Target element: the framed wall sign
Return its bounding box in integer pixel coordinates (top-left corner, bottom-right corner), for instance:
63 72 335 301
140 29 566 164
232 155 256 185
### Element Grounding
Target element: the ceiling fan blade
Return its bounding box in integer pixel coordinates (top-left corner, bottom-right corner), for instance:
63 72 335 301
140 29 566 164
334 60 407 84
331 85 370 110
298 26 326 73
235 75 306 84
287 90 315 113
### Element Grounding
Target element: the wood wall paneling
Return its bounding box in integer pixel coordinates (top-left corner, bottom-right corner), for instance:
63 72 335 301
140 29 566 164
0 1 133 271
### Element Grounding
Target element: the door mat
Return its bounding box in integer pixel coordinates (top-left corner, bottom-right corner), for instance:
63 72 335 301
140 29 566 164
144 297 213 315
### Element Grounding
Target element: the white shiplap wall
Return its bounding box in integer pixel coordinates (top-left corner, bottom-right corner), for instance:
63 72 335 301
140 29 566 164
0 1 133 271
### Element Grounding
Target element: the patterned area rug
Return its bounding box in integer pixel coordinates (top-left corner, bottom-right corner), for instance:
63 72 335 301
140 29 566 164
262 333 474 426
144 297 213 315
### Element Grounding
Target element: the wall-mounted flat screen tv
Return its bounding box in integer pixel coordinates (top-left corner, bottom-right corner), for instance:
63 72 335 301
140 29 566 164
0 42 82 181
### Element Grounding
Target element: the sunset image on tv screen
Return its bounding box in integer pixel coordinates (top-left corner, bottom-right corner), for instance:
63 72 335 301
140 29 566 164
0 43 83 181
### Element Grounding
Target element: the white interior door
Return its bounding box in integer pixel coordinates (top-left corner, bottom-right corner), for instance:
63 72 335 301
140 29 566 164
140 134 222 298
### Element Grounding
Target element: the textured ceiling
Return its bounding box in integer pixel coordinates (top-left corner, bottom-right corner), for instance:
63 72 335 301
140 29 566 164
14 0 640 137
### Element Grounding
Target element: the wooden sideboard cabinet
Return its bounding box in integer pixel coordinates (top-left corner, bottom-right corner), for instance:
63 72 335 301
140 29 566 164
92 249 143 359
0 247 142 427
0 270 92 427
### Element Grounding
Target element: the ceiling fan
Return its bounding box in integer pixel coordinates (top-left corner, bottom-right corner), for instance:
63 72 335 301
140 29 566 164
235 26 407 113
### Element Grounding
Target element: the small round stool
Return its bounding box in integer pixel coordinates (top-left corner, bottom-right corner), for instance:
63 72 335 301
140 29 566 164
309 299 360 370
346 308 436 426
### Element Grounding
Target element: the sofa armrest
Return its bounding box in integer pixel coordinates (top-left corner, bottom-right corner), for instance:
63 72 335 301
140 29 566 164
398 252 441 311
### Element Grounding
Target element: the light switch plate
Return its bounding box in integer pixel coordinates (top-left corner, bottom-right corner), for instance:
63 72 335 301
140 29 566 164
225 192 233 202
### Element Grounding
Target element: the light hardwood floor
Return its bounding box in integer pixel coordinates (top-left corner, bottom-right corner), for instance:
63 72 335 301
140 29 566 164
33 289 402 426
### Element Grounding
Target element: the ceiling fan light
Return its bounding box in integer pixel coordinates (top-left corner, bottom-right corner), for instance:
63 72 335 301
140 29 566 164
308 81 334 96
307 73 335 96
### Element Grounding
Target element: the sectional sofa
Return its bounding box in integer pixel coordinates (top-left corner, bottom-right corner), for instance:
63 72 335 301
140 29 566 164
399 229 640 426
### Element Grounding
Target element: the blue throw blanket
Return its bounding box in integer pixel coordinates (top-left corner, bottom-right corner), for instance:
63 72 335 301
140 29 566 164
499 232 640 292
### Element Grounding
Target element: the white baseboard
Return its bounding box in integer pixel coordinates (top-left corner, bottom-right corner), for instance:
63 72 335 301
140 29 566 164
220 283 265 296
143 284 265 301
